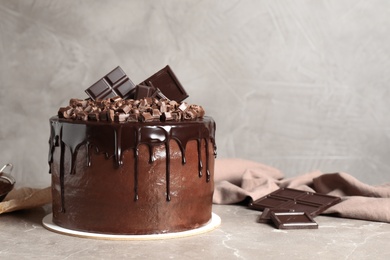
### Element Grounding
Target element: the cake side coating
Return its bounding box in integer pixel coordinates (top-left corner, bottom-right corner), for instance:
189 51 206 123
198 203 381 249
48 116 216 235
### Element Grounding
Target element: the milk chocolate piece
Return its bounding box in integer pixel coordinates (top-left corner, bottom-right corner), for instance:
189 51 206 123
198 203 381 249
271 212 318 230
139 65 188 102
85 66 135 100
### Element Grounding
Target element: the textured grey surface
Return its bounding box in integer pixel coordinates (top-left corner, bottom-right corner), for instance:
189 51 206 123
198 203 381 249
0 205 389 259
1 0 390 187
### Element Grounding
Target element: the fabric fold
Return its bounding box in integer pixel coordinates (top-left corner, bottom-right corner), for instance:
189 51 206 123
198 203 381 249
213 158 390 223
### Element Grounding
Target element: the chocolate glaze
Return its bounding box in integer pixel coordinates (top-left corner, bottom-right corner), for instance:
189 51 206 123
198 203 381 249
49 116 216 213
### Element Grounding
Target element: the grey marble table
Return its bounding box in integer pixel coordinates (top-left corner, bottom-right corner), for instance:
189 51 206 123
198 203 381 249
0 204 389 259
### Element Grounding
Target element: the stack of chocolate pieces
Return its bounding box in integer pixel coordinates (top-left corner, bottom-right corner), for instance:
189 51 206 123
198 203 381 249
85 65 188 102
249 188 341 230
58 65 206 123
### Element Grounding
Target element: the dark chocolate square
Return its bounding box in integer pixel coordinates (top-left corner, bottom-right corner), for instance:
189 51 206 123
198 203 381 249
271 188 309 199
249 188 341 218
115 79 136 99
139 65 188 102
249 196 290 211
85 66 135 100
298 193 341 207
106 66 126 85
134 85 155 99
281 200 323 216
271 212 318 230
257 208 294 223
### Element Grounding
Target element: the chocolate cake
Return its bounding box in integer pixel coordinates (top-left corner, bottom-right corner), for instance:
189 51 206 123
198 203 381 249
48 66 216 235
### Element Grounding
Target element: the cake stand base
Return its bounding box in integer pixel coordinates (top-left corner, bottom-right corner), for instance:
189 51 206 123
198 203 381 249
42 213 221 240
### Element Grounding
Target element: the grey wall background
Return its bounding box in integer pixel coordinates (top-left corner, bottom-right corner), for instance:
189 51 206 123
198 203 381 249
1 0 389 188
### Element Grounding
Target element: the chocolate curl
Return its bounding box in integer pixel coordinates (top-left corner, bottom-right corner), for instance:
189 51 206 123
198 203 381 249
58 106 70 118
127 114 139 122
99 111 108 121
189 104 205 118
88 113 99 121
152 109 162 120
171 112 182 121
58 96 205 122
141 112 153 122
108 109 115 122
178 102 188 112
169 100 178 109
161 112 173 121
84 105 93 113
159 101 168 113
184 109 197 120
69 98 84 107
110 96 122 103
118 104 131 114
76 111 88 121
114 113 129 122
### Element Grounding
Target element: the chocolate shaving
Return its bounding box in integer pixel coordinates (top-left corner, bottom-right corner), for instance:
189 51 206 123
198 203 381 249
58 97 205 123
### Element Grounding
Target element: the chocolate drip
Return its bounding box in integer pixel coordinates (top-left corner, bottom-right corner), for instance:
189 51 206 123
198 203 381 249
49 116 216 212
59 140 65 212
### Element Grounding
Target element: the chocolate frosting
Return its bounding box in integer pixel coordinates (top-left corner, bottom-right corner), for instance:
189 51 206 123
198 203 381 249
49 116 216 213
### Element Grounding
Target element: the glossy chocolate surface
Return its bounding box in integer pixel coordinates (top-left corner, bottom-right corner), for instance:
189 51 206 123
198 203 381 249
49 116 216 234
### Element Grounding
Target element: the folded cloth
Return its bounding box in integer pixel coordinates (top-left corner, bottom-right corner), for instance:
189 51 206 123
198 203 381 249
0 187 51 214
213 158 390 223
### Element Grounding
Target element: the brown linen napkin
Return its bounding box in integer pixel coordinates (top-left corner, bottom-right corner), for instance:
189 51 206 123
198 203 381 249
0 187 51 214
213 158 390 223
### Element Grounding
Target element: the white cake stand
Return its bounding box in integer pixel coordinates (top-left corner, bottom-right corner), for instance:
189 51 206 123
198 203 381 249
42 213 221 240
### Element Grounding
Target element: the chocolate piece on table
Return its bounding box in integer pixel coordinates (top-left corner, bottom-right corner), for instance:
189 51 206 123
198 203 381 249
139 65 188 102
257 208 294 223
249 195 290 211
85 66 135 100
280 200 326 216
249 188 341 217
270 212 318 230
